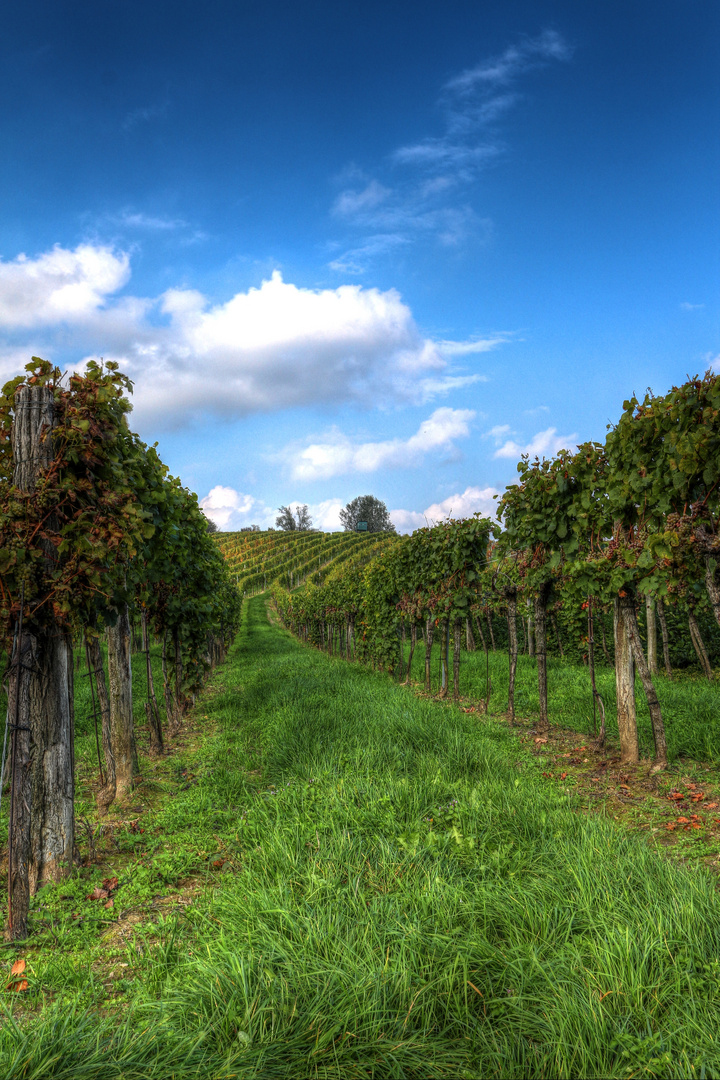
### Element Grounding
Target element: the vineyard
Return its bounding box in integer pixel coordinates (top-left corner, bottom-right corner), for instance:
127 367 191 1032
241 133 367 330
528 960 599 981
1 364 720 1077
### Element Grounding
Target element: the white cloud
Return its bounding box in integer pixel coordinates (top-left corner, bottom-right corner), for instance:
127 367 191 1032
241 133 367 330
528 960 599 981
680 302 704 311
0 244 129 329
0 245 501 427
116 211 187 231
493 426 577 461
391 484 499 534
332 181 391 218
284 407 475 482
199 485 274 530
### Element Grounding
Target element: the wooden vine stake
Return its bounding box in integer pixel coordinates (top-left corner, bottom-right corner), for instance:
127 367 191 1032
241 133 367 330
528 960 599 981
7 385 75 940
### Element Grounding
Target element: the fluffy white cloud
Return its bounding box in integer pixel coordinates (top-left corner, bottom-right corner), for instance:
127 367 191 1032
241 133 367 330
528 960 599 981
199 485 275 530
0 244 130 329
391 485 499 534
285 407 475 482
493 426 577 460
0 245 498 426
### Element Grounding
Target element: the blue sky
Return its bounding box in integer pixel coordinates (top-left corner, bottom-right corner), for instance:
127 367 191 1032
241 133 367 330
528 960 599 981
1 0 718 530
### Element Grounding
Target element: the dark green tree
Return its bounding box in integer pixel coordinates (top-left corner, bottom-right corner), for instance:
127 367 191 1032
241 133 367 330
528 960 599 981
339 495 396 534
276 505 296 531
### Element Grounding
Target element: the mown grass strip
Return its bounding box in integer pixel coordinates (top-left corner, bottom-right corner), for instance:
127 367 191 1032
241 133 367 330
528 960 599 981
2 595 720 1079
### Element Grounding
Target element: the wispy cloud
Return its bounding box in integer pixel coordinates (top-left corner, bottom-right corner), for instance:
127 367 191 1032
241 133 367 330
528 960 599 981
680 301 704 311
116 210 187 231
330 30 571 272
122 101 168 131
281 407 475 482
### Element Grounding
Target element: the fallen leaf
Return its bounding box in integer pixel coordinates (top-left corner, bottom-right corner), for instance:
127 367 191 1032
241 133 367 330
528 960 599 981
560 772 568 781
102 876 119 893
534 737 548 745
212 859 224 870
620 784 631 790
664 823 677 830
86 887 109 901
104 899 114 909
8 979 29 992
706 803 718 809
677 817 690 824
10 959 25 978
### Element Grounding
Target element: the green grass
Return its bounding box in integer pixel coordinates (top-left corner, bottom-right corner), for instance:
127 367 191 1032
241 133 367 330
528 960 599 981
2 598 720 1077
402 642 720 763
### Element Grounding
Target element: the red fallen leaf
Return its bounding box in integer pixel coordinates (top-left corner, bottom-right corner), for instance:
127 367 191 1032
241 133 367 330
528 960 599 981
104 899 114 910
692 823 703 829
687 782 697 790
560 772 568 780
212 859 224 870
668 792 685 801
665 823 677 830
10 959 25 978
706 803 718 809
7 979 29 992
534 736 548 744
619 784 631 790
102 876 119 893
691 793 705 802
86 887 109 901
677 817 690 823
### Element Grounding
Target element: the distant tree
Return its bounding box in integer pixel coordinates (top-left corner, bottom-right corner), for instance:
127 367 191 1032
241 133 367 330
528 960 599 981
295 504 313 531
276 506 296 531
204 515 218 533
339 495 396 533
276 504 313 531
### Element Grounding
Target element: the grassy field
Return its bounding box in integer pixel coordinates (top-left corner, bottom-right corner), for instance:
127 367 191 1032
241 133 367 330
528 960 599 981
404 641 720 764
1 597 720 1077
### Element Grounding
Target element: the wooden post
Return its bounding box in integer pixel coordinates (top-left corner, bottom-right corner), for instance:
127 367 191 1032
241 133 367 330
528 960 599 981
646 594 658 675
6 604 33 941
87 633 116 815
622 595 667 765
535 587 549 732
656 597 673 678
8 386 75 932
142 609 164 753
689 610 714 680
424 617 434 692
453 617 461 702
438 620 449 698
506 591 518 725
614 597 639 763
107 605 138 798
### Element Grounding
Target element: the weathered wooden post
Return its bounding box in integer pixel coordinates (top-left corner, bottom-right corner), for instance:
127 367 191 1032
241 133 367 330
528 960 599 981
614 596 639 763
107 604 138 797
7 385 75 940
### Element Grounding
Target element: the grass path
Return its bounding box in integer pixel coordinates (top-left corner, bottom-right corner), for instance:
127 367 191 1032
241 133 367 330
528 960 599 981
2 596 720 1078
